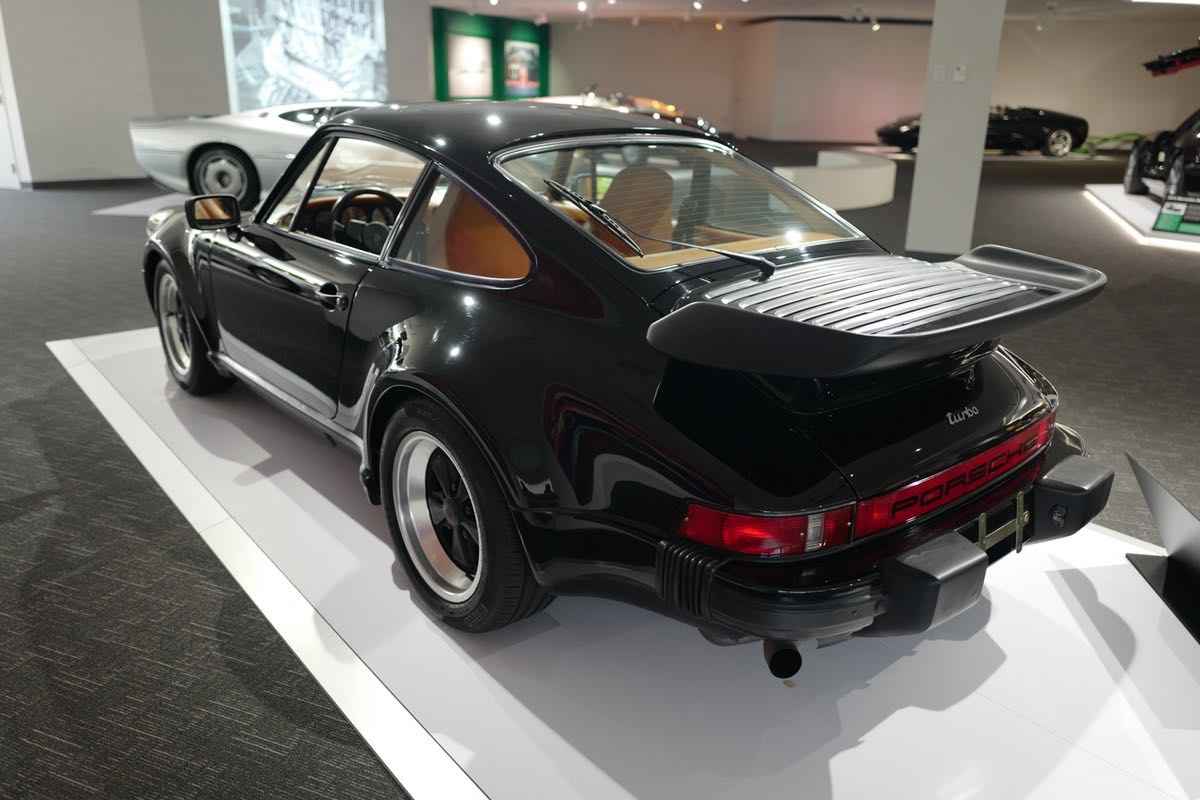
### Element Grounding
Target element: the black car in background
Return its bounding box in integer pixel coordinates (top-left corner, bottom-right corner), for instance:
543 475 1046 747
877 105 1089 157
1124 107 1200 197
145 102 1113 678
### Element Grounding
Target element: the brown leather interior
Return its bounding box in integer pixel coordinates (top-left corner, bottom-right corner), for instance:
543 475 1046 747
425 184 530 280
591 165 676 255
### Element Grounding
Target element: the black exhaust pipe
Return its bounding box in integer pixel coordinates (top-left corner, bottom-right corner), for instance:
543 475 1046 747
763 639 802 678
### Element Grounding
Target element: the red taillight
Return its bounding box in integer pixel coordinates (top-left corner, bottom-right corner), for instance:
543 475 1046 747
676 412 1055 556
676 504 853 556
853 412 1056 538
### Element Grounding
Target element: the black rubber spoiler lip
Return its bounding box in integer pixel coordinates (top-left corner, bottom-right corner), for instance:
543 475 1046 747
646 245 1106 378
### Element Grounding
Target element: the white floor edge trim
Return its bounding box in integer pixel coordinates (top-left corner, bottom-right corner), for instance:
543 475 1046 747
45 338 489 800
1083 186 1200 255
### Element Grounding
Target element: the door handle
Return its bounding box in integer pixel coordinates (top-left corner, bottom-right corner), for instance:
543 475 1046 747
316 282 348 311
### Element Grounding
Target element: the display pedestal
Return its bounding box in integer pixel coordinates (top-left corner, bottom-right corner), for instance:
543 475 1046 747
1127 554 1200 644
1127 454 1200 646
48 328 1200 800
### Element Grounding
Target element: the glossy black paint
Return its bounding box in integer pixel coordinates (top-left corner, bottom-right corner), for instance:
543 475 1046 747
144 101 1101 642
877 106 1089 154
1129 108 1200 197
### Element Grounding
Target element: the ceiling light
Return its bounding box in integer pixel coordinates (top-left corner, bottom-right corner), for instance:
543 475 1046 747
607 0 616 4
577 0 587 11
870 17 881 30
715 20 724 30
489 0 497 5
693 0 703 9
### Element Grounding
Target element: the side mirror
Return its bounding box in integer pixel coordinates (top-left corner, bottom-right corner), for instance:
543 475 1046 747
185 194 240 231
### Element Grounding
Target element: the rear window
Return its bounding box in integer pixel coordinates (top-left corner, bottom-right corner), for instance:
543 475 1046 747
496 140 860 271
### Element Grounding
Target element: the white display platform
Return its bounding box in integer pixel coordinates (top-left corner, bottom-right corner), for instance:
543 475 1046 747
50 328 1200 800
1084 184 1200 254
775 151 896 210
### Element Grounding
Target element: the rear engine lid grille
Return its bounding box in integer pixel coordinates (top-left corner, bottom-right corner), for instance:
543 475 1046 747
703 254 1044 335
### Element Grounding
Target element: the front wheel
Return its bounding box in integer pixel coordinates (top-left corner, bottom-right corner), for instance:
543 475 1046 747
381 399 552 632
1041 129 1074 158
154 263 232 395
1123 143 1148 195
1166 157 1185 198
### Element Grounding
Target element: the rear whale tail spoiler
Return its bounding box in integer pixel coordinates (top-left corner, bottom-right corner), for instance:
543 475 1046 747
646 245 1105 378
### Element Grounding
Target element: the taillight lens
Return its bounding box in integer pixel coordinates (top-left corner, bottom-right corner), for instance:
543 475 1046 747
676 412 1056 556
854 412 1056 538
676 504 853 556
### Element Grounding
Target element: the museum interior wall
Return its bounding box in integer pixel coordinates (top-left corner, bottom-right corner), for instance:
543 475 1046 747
0 0 433 184
552 16 1200 143
548 20 738 132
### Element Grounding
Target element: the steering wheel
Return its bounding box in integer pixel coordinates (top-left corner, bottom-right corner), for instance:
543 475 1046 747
330 188 403 252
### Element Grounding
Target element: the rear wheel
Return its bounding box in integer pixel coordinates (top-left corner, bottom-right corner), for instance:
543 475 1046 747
191 146 260 206
381 399 552 632
1041 129 1074 158
1123 143 1148 195
153 263 232 395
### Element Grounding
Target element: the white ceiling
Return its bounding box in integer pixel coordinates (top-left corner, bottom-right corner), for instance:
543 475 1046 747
436 0 1200 23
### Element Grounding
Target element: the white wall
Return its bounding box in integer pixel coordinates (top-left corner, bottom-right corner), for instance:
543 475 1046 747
139 0 229 119
385 0 434 102
552 15 1200 144
755 20 930 141
550 20 738 132
0 0 156 181
994 20 1200 137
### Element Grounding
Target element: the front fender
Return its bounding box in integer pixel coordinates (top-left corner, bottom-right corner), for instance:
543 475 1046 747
143 211 220 351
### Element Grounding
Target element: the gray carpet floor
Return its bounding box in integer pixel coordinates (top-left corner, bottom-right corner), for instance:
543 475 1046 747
0 183 409 799
1 148 1196 798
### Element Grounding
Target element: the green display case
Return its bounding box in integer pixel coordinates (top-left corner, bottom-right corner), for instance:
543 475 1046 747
432 8 550 101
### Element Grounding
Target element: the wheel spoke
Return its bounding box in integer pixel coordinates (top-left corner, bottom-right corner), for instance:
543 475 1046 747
430 453 453 497
428 495 446 524
459 519 479 544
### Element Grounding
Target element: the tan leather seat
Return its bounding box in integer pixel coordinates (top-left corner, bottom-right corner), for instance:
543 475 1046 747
426 184 530 280
593 165 675 255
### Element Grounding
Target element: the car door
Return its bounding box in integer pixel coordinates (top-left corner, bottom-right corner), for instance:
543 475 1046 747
207 133 430 417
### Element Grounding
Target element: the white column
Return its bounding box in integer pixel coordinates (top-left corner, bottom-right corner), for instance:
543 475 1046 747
904 0 1007 257
384 0 434 102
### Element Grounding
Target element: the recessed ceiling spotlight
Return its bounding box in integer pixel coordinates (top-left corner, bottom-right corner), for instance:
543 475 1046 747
489 0 497 5
607 0 616 4
715 20 724 30
870 17 881 31
577 0 587 12
693 1 703 9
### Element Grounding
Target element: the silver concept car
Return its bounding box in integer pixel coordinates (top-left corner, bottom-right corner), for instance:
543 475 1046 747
129 101 379 205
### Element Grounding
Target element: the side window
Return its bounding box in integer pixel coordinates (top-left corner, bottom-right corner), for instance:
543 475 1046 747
275 137 428 255
265 142 328 229
394 174 531 280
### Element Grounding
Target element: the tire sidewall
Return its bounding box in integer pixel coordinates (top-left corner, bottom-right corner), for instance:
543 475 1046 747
1124 143 1147 194
380 398 525 631
154 263 202 392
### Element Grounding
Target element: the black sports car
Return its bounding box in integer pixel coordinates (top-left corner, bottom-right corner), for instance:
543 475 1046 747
1124 107 1200 198
877 105 1089 157
145 102 1112 677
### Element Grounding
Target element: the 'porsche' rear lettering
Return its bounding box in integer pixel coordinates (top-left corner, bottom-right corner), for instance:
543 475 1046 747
887 432 1042 520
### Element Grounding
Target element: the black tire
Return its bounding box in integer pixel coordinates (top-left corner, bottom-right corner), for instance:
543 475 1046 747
190 145 260 206
1041 128 1074 158
1165 156 1185 198
381 398 552 632
153 262 232 396
1124 143 1148 195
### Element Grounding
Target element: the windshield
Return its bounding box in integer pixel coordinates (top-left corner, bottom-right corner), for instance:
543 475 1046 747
497 140 861 271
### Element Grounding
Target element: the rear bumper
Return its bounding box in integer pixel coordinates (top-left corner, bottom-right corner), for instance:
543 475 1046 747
673 451 1113 643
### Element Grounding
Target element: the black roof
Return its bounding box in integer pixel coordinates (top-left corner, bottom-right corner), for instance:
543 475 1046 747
329 100 716 180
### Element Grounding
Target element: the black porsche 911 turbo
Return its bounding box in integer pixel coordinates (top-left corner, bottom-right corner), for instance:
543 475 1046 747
1124 107 1200 198
145 101 1112 677
877 104 1089 157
